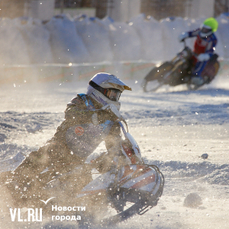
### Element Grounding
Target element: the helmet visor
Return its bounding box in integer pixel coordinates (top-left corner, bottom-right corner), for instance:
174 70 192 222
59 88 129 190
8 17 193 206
201 27 212 35
106 89 121 101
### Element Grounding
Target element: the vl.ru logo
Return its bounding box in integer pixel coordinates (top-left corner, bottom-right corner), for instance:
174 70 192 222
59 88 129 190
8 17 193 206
10 208 42 222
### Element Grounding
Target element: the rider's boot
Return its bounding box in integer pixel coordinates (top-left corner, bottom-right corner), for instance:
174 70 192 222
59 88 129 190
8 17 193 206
191 76 204 86
183 76 190 83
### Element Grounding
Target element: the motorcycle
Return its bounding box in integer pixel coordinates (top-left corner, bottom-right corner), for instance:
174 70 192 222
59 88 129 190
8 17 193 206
141 40 220 92
0 120 164 228
75 120 164 228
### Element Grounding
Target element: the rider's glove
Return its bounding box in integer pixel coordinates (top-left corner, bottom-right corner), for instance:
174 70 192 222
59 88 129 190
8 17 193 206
197 53 210 62
101 104 123 120
178 32 188 42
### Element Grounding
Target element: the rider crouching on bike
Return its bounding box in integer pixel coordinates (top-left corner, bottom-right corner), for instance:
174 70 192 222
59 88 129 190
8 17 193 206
178 17 218 86
2 72 132 207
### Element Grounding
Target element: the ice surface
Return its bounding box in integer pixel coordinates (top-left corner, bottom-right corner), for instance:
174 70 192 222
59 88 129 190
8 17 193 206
0 77 229 228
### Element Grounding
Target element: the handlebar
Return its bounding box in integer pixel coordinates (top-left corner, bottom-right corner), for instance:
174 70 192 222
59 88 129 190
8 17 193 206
182 39 187 48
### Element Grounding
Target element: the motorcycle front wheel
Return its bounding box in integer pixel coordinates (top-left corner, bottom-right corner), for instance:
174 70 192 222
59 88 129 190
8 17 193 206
142 62 173 92
78 194 159 229
142 78 163 92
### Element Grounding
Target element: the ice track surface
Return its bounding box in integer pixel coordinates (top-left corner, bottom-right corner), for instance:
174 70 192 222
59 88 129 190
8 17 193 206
0 73 229 229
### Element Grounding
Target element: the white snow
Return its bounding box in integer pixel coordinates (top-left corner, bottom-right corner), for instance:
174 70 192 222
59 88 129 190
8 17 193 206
0 12 229 229
0 13 228 65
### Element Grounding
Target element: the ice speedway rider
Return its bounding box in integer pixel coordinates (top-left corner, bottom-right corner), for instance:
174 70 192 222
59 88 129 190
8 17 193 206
1 72 132 207
178 17 218 86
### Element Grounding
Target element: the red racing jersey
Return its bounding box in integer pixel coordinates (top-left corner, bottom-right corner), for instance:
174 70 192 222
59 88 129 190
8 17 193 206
187 28 217 57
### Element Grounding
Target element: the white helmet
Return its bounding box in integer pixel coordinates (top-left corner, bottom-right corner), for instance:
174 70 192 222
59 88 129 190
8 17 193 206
87 72 132 110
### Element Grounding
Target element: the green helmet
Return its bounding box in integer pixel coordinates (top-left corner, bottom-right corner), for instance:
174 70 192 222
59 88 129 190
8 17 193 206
200 17 218 37
203 17 218 32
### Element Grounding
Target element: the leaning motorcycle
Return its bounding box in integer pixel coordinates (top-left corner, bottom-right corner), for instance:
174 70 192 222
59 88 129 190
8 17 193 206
141 40 220 92
1 119 164 228
74 120 164 228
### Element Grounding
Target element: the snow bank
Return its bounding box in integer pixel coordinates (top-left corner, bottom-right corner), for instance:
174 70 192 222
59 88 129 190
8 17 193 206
15 17 53 64
0 18 30 65
45 15 89 63
0 14 228 65
130 14 164 61
216 14 229 58
75 16 113 62
108 20 141 61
